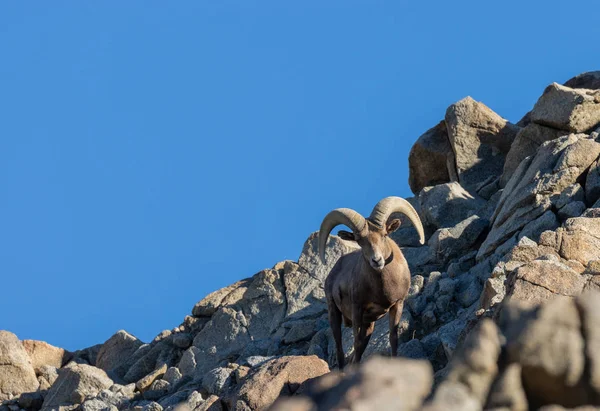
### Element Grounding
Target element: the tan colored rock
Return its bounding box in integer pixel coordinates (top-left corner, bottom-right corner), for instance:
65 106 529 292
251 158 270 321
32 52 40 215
272 356 432 411
42 363 113 409
485 363 528 411
574 292 600 396
227 355 329 411
22 340 71 372
0 331 39 401
445 96 520 192
560 218 600 265
506 259 586 305
136 363 168 392
501 297 590 408
531 82 600 132
408 121 455 194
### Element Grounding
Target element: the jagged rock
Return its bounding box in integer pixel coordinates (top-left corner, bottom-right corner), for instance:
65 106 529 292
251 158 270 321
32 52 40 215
565 71 600 90
42 363 113 409
202 366 235 396
480 276 505 310
96 330 144 378
192 280 249 318
271 356 432 411
558 201 587 220
123 340 178 385
0 331 39 401
408 121 455 194
419 182 486 230
225 355 329 411
275 261 324 321
518 210 559 242
531 83 600 132
554 183 586 209
501 123 568 187
22 340 71 373
445 97 520 192
298 232 360 282
428 215 488 263
188 268 286 377
478 133 600 260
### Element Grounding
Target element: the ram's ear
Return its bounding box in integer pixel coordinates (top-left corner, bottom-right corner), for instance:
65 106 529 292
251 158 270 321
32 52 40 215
386 219 401 234
337 230 356 241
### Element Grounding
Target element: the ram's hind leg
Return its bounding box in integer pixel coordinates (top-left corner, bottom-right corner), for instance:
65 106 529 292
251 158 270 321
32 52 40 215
389 301 404 357
327 299 346 370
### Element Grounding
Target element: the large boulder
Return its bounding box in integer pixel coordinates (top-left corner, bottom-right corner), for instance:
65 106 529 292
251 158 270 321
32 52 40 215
42 363 113 409
96 330 144 378
226 355 329 411
0 331 39 401
445 96 520 193
270 356 432 411
408 121 456 194
22 340 71 372
530 83 600 133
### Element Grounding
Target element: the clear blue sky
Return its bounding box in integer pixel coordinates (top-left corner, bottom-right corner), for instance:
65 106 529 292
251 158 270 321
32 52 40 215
1 1 598 351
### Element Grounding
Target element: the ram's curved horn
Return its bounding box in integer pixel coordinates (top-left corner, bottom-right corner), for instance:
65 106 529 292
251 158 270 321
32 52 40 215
318 208 367 263
369 197 424 245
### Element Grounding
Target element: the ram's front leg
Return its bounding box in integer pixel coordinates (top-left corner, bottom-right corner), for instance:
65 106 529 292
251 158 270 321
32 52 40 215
389 301 404 356
351 305 368 364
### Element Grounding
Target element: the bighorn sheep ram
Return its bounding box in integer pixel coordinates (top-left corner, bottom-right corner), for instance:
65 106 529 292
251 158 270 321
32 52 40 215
318 197 425 369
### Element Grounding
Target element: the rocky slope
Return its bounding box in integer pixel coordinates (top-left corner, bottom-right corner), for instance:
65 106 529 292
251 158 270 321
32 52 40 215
2 71 600 411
